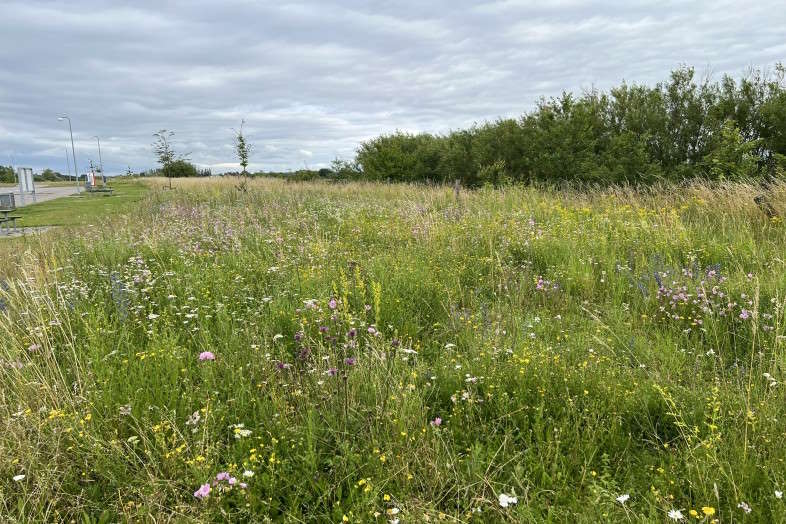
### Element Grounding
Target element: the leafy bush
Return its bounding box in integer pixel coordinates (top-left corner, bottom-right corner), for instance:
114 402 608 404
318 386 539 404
477 159 510 187
161 160 202 178
702 120 760 180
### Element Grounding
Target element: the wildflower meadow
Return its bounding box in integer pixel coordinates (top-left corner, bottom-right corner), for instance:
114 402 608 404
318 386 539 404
1 177 785 522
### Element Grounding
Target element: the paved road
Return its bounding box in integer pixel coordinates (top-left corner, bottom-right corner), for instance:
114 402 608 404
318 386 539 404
5 185 79 207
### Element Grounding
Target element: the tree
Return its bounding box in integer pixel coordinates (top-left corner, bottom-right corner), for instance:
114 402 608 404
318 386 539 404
153 130 175 165
703 120 760 180
233 120 253 176
152 129 190 188
330 158 361 180
37 168 62 181
0 166 15 183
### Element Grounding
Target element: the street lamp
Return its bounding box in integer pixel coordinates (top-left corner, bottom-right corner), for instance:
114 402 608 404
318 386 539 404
92 135 105 184
64 148 72 181
57 115 80 193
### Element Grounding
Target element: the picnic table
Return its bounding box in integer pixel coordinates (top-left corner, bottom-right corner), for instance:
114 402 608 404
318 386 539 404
0 193 21 234
86 185 114 194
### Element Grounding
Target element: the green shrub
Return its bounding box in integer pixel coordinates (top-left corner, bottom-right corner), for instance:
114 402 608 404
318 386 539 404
161 159 201 178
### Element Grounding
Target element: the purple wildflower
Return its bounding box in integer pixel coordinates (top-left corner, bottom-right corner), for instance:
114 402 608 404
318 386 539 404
327 367 338 376
348 328 357 339
329 298 337 310
198 351 215 361
740 309 750 320
431 417 442 427
194 483 211 499
344 357 356 366
216 472 230 481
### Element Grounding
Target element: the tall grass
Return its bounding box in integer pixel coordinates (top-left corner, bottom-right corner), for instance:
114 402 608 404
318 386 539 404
0 177 785 522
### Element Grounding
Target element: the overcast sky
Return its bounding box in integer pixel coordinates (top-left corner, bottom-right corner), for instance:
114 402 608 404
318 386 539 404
1 1 785 175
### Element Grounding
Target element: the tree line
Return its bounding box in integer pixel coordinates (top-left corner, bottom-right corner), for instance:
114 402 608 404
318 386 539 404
351 65 786 186
144 64 786 187
0 166 68 183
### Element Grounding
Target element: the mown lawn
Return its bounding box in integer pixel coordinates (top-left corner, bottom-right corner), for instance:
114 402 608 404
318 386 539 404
15 180 149 227
0 177 785 522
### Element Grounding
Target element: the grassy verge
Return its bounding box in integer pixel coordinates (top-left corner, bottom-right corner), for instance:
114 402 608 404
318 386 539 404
14 180 150 227
0 178 785 522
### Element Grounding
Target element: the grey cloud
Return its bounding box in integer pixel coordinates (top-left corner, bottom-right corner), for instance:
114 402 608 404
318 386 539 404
1 0 784 174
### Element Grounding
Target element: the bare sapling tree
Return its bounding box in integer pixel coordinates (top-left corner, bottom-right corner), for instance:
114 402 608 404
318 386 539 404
153 129 175 189
152 129 191 189
233 119 253 192
153 129 191 189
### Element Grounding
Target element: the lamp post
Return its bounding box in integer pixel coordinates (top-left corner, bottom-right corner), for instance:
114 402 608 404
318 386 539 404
65 148 72 181
93 135 105 184
57 115 79 193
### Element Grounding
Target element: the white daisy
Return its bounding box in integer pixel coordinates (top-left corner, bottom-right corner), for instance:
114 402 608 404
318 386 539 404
498 493 518 508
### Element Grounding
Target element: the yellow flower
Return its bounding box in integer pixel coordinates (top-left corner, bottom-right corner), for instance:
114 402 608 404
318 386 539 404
701 506 715 516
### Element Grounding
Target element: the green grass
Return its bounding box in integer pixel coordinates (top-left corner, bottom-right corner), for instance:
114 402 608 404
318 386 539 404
0 177 785 522
14 180 150 227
